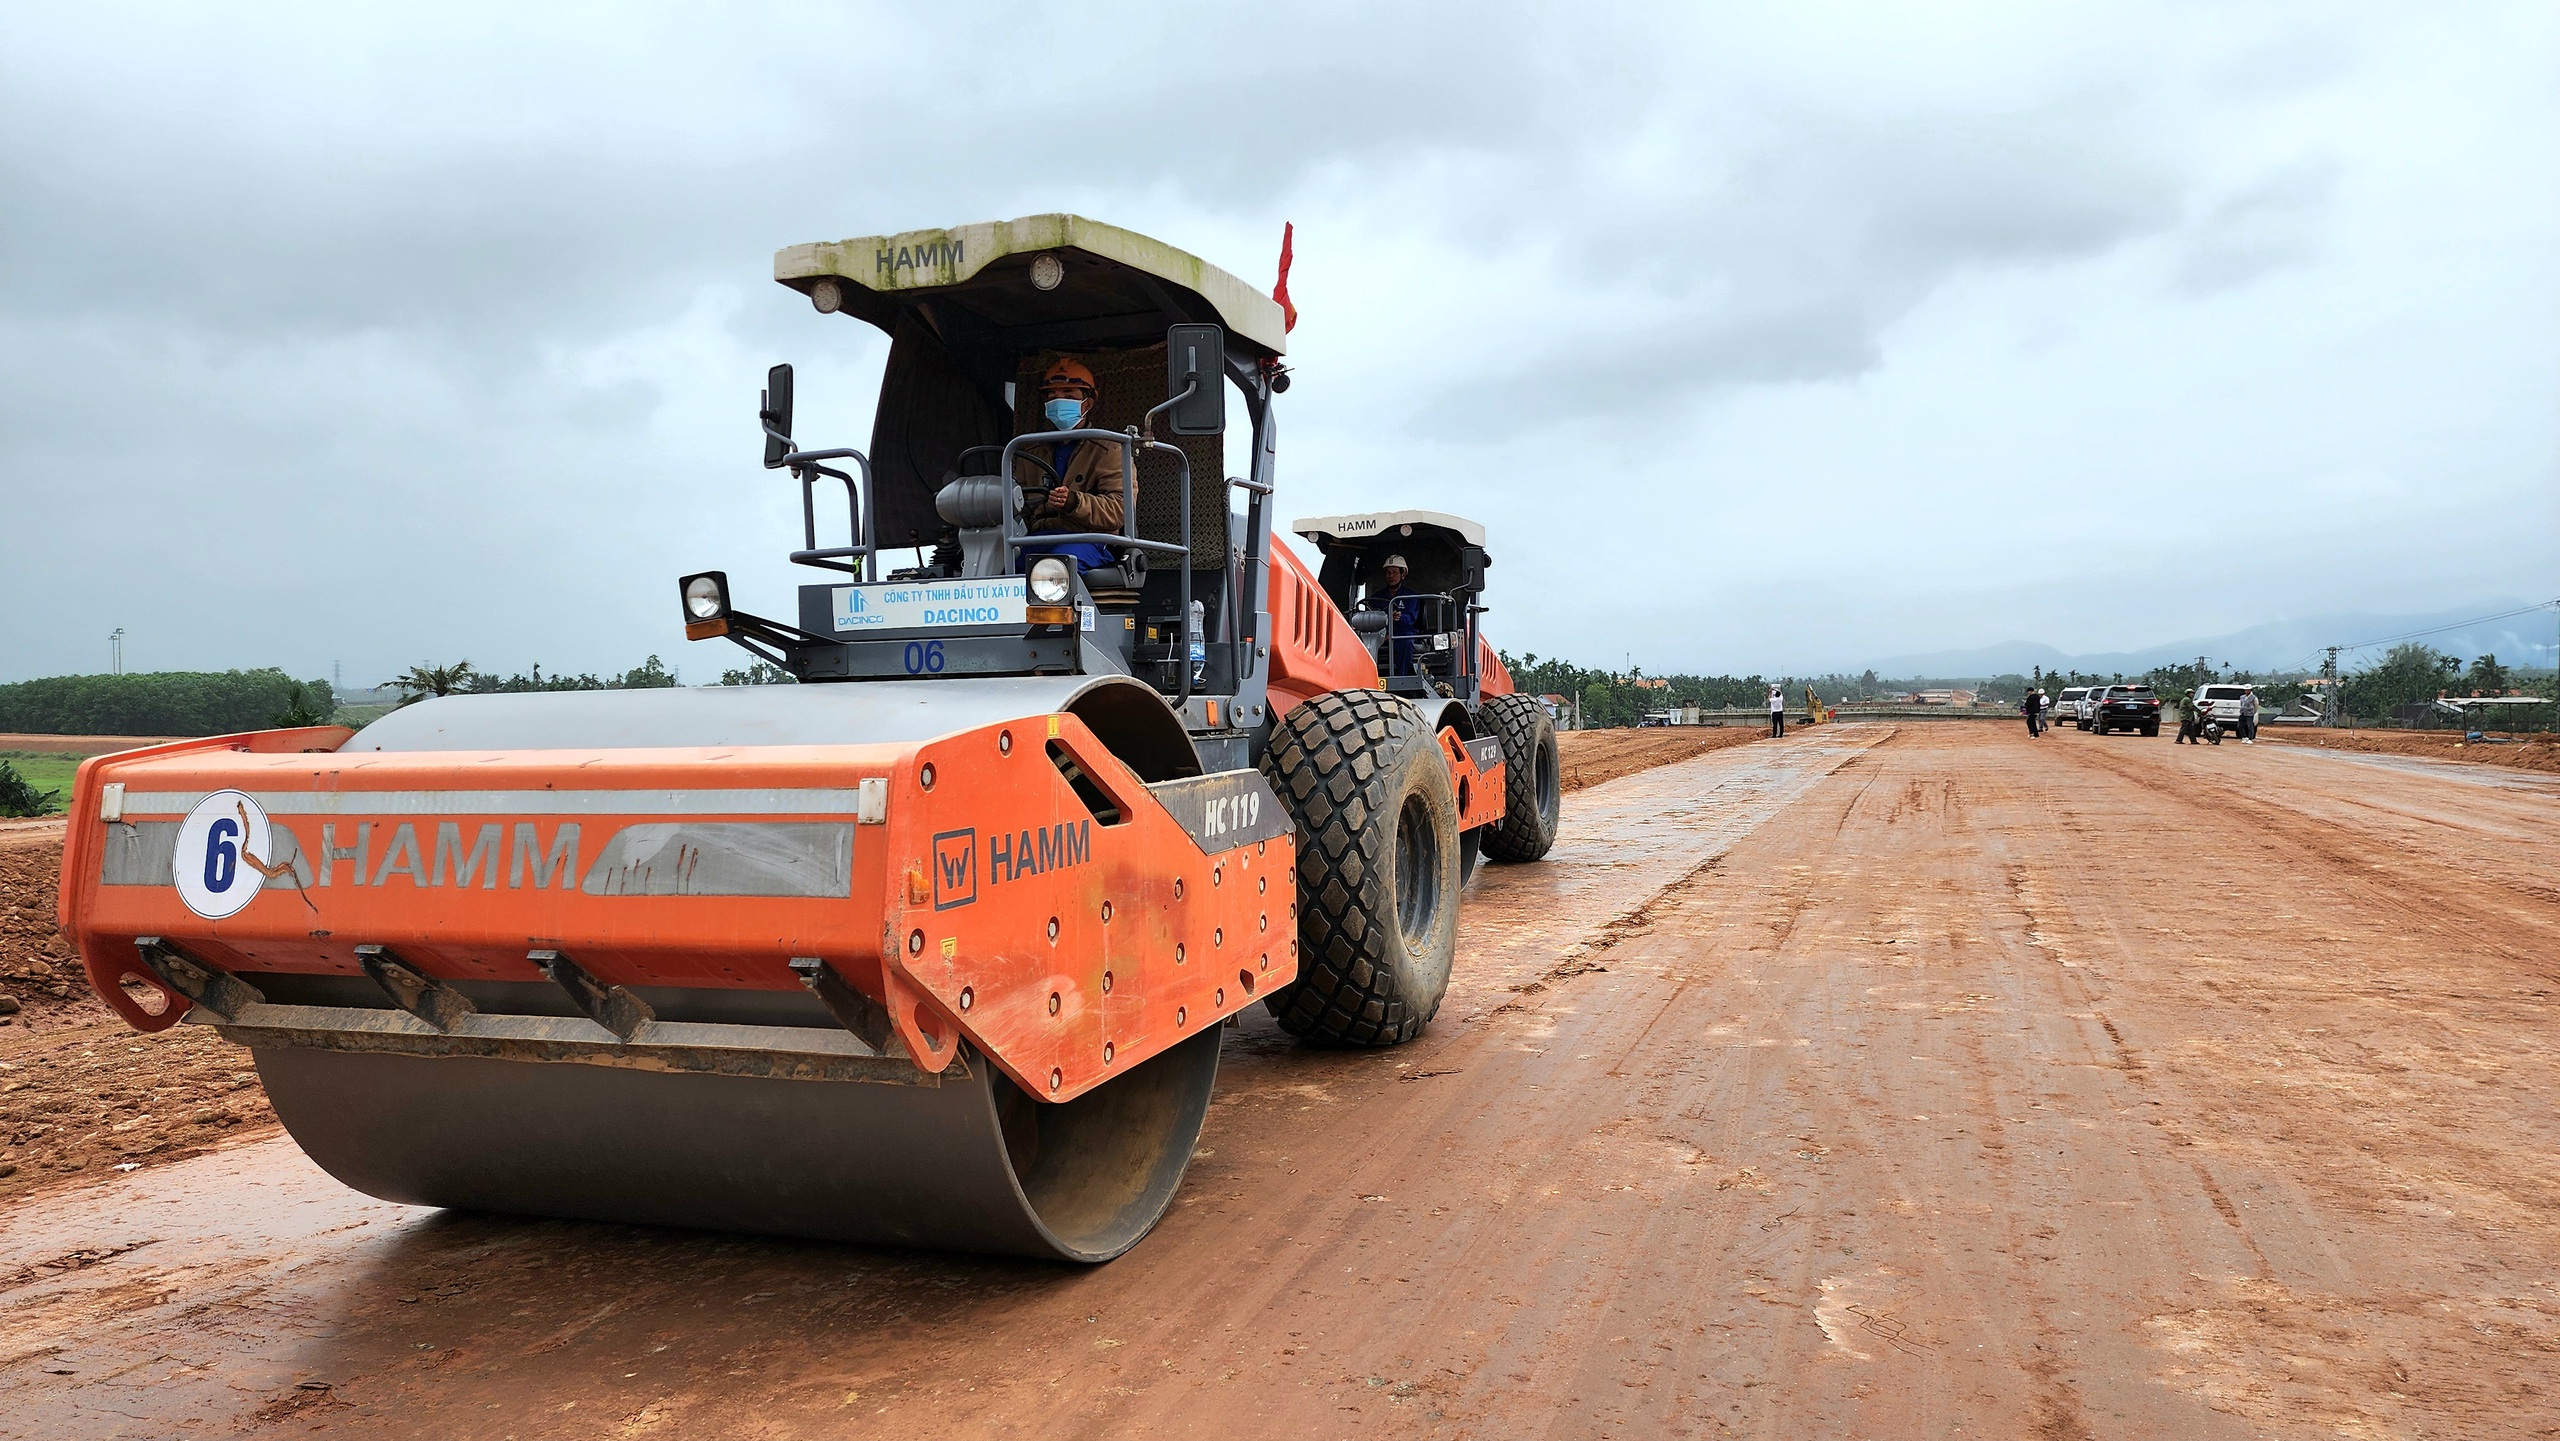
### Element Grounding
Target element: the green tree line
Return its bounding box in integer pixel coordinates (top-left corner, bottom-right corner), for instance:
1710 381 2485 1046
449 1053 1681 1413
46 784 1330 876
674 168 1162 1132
0 669 334 736
390 656 684 702
0 653 789 740
2332 644 2549 725
1501 653 1778 728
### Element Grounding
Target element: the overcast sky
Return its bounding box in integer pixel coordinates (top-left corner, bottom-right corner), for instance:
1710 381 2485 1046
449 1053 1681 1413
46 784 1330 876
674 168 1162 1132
3 2 2553 686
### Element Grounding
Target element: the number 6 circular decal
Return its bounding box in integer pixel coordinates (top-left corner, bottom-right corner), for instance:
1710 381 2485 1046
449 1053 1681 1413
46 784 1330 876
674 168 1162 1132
172 790 274 920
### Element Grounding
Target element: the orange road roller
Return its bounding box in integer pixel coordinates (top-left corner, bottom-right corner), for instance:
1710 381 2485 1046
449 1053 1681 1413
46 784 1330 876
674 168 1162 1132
54 215 1562 1261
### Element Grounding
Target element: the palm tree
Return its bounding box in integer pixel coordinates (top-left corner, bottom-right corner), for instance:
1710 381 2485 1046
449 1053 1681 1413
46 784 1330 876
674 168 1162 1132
392 661 477 707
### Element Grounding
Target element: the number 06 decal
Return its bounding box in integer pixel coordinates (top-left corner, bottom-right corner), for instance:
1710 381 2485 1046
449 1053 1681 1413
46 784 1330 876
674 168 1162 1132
172 790 274 920
902 640 946 675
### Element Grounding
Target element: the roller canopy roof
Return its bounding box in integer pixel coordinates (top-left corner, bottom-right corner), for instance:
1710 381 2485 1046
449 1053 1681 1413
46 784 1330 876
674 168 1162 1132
776 214 1288 357
1293 511 1488 549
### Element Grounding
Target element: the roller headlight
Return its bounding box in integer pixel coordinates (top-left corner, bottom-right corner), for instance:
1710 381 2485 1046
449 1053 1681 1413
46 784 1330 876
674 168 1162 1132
1027 557 1074 605
682 572 729 620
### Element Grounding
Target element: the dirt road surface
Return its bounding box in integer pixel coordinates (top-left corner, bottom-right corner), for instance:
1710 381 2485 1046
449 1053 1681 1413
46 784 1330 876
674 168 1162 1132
1552 726 1766 792
2258 724 2560 775
5 724 2557 1438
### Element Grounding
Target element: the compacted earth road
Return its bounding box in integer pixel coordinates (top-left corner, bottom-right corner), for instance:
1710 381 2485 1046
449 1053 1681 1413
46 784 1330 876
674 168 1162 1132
3 723 2554 1439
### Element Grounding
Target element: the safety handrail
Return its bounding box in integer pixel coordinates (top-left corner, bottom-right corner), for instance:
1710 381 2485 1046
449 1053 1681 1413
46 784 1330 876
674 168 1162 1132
1360 591 1464 678
995 428 1149 549
1142 439 1198 707
765 425 875 581
990 426 1233 711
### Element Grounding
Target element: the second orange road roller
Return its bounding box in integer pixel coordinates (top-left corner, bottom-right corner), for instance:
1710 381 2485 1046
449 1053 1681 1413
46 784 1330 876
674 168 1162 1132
52 214 1562 1261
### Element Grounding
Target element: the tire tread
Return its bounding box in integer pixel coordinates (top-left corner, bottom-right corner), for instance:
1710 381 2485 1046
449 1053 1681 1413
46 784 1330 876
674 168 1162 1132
1261 690 1448 1047
1478 692 1559 863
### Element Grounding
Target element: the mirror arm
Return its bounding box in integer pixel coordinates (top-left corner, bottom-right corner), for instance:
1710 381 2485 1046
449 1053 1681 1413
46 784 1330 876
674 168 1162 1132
777 446 860 467
1139 379 1198 446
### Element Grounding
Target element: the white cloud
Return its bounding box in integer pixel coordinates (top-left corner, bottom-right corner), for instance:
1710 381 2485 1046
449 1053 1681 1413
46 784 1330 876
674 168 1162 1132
0 0 2551 684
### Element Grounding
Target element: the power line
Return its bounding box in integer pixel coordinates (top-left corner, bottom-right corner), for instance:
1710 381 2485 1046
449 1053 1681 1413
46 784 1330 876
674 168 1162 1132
2335 599 2560 654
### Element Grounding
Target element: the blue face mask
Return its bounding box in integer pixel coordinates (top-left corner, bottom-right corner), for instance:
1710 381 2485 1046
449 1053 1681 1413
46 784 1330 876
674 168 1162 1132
1043 397 1085 431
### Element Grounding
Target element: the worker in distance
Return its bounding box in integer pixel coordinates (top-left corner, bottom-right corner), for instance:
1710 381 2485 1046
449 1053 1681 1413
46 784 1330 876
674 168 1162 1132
1016 355 1128 574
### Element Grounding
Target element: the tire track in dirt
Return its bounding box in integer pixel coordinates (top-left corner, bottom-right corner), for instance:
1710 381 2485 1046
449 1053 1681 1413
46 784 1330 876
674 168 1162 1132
1476 734 2119 1437
1983 729 2560 1435
1805 747 2098 1440
1987 852 2281 1284
2069 742 2560 970
1454 727 1888 1015
1989 751 2350 1284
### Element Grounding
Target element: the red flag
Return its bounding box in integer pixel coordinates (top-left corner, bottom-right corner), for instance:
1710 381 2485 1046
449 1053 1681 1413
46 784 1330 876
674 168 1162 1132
1273 222 1298 333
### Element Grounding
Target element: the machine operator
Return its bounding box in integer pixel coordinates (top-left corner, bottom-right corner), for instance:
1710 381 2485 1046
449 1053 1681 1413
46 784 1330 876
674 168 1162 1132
1016 356 1129 573
1363 554 1426 676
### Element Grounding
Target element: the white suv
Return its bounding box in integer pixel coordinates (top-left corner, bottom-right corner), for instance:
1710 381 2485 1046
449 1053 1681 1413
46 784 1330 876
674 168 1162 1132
2053 687 2090 726
2195 684 2256 729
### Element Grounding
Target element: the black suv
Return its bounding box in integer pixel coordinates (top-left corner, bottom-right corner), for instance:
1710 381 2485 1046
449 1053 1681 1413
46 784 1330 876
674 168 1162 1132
2087 684 2162 736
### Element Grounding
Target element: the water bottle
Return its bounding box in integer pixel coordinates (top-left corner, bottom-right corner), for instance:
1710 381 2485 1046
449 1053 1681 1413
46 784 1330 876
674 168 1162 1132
1187 601 1207 687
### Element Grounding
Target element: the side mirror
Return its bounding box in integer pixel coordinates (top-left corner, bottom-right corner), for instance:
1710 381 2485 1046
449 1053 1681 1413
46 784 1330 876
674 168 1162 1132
1163 324 1225 436
760 363 795 468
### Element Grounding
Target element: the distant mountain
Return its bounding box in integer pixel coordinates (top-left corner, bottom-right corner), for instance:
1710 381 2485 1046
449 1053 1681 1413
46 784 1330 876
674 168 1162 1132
1867 599 2555 680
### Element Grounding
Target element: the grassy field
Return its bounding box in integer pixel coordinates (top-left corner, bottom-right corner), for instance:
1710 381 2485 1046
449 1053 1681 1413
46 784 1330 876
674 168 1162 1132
0 751 84 813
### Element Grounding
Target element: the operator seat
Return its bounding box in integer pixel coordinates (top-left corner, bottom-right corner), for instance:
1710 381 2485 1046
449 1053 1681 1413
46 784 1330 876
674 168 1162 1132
1349 609 1391 669
933 472 1143 592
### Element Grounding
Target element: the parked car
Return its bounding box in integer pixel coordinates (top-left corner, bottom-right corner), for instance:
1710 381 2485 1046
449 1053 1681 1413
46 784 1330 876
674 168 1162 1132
2053 686 2091 727
2195 684 2256 729
2090 684 2163 736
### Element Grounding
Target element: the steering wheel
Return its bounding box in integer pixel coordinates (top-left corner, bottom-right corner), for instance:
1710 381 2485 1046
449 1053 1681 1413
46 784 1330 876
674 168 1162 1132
1013 449 1063 525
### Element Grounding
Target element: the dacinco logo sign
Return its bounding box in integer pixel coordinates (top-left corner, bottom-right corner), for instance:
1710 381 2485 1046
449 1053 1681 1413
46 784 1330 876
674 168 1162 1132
172 790 282 920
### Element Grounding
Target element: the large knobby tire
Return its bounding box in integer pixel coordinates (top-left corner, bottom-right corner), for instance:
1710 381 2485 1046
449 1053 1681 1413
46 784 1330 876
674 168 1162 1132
1479 692 1560 863
1260 690 1461 1047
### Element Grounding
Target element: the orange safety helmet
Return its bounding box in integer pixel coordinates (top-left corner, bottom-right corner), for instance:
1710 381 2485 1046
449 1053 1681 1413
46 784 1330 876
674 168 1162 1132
1040 356 1097 398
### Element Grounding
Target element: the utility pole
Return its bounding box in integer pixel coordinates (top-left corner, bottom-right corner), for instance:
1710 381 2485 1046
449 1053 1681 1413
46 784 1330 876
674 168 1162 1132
2322 646 2340 727
109 628 125 676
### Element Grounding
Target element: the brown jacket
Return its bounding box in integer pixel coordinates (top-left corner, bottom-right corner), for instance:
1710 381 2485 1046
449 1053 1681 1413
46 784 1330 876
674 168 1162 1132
1016 439 1128 535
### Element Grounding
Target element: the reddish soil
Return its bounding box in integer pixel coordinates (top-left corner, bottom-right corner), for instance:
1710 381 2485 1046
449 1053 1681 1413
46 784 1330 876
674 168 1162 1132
4 726 2556 1438
2256 724 2560 774
0 828 278 1203
0 735 186 755
1556 725 1766 792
